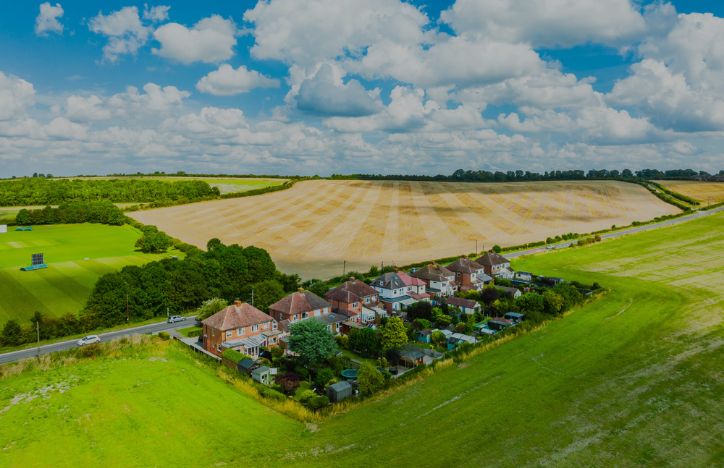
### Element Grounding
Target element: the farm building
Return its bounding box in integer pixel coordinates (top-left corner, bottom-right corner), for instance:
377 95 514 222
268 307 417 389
327 381 353 402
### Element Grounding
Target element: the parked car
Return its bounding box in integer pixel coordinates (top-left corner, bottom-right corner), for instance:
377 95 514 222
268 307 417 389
77 335 100 346
167 315 185 324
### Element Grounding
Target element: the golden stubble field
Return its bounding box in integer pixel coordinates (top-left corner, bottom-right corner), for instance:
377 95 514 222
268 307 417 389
130 180 680 279
654 180 724 204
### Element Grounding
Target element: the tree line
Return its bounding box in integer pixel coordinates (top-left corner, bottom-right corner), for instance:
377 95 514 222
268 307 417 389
332 168 723 183
15 201 126 225
0 178 219 206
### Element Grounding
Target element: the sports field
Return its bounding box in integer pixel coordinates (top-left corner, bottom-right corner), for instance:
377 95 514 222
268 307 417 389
0 224 177 325
654 180 724 204
1 212 719 466
130 179 680 279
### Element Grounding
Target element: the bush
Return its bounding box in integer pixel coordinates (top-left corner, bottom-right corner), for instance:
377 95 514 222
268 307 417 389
306 395 330 410
492 245 502 253
358 362 385 396
135 226 173 253
259 386 286 401
158 331 170 340
222 348 249 364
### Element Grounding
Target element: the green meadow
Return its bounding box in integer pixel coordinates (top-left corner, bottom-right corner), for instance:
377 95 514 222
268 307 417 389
0 224 178 325
0 213 721 466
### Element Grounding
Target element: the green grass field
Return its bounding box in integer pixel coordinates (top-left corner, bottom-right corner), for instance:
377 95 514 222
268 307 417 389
0 213 721 466
0 224 178 325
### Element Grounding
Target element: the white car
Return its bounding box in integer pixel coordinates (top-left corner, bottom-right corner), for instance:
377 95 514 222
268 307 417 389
77 335 101 346
167 315 185 324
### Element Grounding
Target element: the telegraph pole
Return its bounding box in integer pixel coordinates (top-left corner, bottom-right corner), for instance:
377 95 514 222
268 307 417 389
36 320 40 359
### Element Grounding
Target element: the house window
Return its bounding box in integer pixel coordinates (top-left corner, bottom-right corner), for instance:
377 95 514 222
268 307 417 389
237 327 244 335
272 321 277 330
225 330 232 338
293 314 298 321
302 312 308 319
352 302 358 308
252 324 259 332
364 297 370 304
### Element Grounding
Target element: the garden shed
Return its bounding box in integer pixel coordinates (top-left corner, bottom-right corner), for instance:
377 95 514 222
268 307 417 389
327 381 353 402
251 366 272 385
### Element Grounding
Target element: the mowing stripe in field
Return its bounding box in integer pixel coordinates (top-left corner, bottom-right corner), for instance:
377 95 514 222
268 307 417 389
0 270 49 323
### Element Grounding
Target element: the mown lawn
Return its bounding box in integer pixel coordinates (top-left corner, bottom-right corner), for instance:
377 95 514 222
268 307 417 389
0 213 721 466
0 224 178 325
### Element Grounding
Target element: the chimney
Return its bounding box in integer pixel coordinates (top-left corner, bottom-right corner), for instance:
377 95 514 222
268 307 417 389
234 299 242 307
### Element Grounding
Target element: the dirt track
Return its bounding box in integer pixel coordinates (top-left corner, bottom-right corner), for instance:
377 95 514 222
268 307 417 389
129 180 680 279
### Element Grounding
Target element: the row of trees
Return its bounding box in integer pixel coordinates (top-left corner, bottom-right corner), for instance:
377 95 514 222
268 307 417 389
0 178 219 205
333 168 722 183
15 201 126 225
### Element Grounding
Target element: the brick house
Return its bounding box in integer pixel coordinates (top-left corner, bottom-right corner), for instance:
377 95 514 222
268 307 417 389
410 263 457 297
475 252 513 278
446 257 492 291
443 296 482 315
201 300 280 358
325 278 380 324
268 289 344 334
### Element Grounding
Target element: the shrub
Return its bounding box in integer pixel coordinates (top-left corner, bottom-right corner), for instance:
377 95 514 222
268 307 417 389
158 331 170 341
358 362 385 396
306 395 330 410
492 244 502 253
259 386 286 401
222 348 249 364
76 343 103 358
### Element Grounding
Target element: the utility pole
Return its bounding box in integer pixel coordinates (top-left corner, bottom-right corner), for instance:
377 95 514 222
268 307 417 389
36 320 40 359
343 260 346 276
126 292 129 322
475 239 478 253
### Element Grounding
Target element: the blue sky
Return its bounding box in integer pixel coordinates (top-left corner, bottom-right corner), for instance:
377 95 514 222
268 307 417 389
0 1 722 176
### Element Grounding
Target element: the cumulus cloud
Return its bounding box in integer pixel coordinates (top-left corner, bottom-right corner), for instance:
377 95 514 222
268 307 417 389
441 0 645 47
196 64 279 96
152 16 237 64
0 72 35 120
46 117 88 140
143 5 170 22
35 2 64 36
244 0 428 66
65 95 112 121
108 83 189 113
89 6 150 62
296 64 381 116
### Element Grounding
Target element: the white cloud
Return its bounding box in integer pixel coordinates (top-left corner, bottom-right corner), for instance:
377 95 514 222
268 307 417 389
441 0 645 47
351 36 542 88
89 6 150 62
35 2 64 36
152 16 237 64
243 0 428 66
65 95 112 121
0 72 35 120
46 117 88 140
296 64 381 116
196 64 279 96
108 83 190 113
143 5 170 22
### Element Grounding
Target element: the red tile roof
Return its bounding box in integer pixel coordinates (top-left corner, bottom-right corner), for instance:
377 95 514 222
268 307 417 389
444 296 479 309
202 302 273 331
447 257 485 274
269 290 331 318
475 252 510 267
325 279 378 303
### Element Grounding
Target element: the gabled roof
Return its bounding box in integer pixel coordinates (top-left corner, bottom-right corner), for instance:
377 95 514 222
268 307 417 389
444 296 479 309
202 302 273 331
475 251 510 267
371 271 425 289
446 257 485 274
411 263 455 282
325 278 378 303
269 290 331 317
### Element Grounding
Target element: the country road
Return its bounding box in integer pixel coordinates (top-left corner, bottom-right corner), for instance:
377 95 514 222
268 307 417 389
505 205 724 258
0 318 196 365
1 205 721 365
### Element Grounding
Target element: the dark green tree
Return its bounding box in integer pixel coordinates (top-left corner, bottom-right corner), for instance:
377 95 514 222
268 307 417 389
1 320 23 346
288 319 338 367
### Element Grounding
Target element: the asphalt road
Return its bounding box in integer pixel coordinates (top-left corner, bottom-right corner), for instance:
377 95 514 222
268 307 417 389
506 205 723 258
0 317 197 365
1 205 721 365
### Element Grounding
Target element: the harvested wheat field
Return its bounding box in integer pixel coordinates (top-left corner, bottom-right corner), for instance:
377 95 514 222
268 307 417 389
654 180 724 204
130 180 680 279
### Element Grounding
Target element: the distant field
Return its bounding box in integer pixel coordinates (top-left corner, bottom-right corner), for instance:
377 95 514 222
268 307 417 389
77 176 288 195
1 208 720 466
131 179 680 279
654 180 724 204
0 224 178 325
0 203 140 224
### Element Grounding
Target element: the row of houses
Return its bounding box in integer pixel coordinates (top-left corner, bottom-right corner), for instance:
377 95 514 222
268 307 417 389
200 251 516 359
